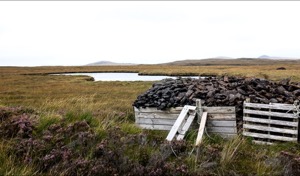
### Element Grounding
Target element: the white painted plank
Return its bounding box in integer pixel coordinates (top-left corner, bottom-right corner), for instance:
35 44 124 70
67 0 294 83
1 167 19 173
206 127 237 133
243 117 298 127
166 106 190 141
207 114 236 120
177 113 196 140
243 124 298 135
244 102 294 111
137 124 172 131
206 120 236 127
243 131 297 142
135 118 176 125
195 112 208 146
244 109 296 119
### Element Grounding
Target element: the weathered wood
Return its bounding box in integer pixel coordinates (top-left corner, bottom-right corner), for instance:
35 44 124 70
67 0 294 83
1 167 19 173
243 124 298 135
177 113 196 140
207 127 237 133
207 114 236 120
206 120 236 127
196 99 202 123
210 132 237 138
244 109 296 119
135 118 176 126
135 106 234 114
136 112 179 119
137 124 172 130
244 102 295 111
243 117 298 127
243 131 297 142
166 106 190 141
195 112 208 146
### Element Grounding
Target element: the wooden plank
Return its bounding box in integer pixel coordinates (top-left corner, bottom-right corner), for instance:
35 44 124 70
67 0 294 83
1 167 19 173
243 117 298 127
206 127 237 133
243 124 298 135
166 106 190 141
253 140 274 145
243 131 297 142
244 109 296 119
177 113 196 140
203 107 235 114
195 112 208 146
137 124 172 130
134 106 234 114
207 114 236 120
206 120 236 127
244 102 294 111
137 112 178 119
135 118 176 126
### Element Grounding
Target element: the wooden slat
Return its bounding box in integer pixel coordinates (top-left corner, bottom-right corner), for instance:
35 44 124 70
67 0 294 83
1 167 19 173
134 106 234 114
195 112 208 146
207 127 237 133
136 112 178 119
244 109 296 119
243 124 298 135
243 131 297 142
243 117 298 127
166 106 190 141
203 107 235 114
207 114 236 120
137 124 172 130
177 113 196 140
135 118 176 125
244 102 294 111
206 120 236 127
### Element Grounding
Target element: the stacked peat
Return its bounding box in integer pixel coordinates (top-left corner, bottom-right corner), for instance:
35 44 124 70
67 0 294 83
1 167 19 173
133 76 300 119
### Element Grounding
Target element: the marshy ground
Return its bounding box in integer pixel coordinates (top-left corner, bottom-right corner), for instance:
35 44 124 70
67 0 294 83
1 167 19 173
1 64 300 175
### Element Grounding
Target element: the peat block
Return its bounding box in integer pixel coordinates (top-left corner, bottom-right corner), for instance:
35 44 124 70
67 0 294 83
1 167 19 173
133 76 300 120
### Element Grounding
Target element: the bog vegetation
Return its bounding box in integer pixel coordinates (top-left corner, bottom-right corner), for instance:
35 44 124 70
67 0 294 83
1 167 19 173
1 64 300 175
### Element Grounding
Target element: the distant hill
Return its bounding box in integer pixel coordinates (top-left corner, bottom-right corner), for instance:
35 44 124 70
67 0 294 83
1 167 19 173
86 61 136 66
161 58 300 66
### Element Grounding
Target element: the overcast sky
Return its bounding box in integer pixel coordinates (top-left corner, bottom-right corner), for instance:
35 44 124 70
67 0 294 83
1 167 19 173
0 1 300 66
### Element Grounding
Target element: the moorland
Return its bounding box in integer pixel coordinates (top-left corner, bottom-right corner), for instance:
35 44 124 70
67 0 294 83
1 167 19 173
1 62 300 175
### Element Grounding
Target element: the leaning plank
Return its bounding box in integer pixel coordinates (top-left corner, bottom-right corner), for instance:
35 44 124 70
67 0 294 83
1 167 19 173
244 109 296 119
207 127 237 133
243 117 298 127
135 118 176 126
243 124 298 135
243 131 297 142
244 103 294 111
206 120 236 127
177 113 196 140
137 124 172 130
195 112 208 146
166 106 190 141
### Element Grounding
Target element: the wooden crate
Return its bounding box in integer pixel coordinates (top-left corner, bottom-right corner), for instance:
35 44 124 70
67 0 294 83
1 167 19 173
134 106 237 138
243 101 299 144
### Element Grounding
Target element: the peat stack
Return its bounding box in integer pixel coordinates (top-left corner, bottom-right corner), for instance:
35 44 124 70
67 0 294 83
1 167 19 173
133 76 300 120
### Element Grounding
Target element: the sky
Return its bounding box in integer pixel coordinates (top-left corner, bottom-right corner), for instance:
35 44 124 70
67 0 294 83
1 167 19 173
0 1 300 66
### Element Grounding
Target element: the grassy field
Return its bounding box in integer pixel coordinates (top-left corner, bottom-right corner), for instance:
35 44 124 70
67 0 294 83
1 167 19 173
1 65 300 175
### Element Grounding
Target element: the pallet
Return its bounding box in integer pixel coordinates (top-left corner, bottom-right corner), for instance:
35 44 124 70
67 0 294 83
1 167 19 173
243 100 299 144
